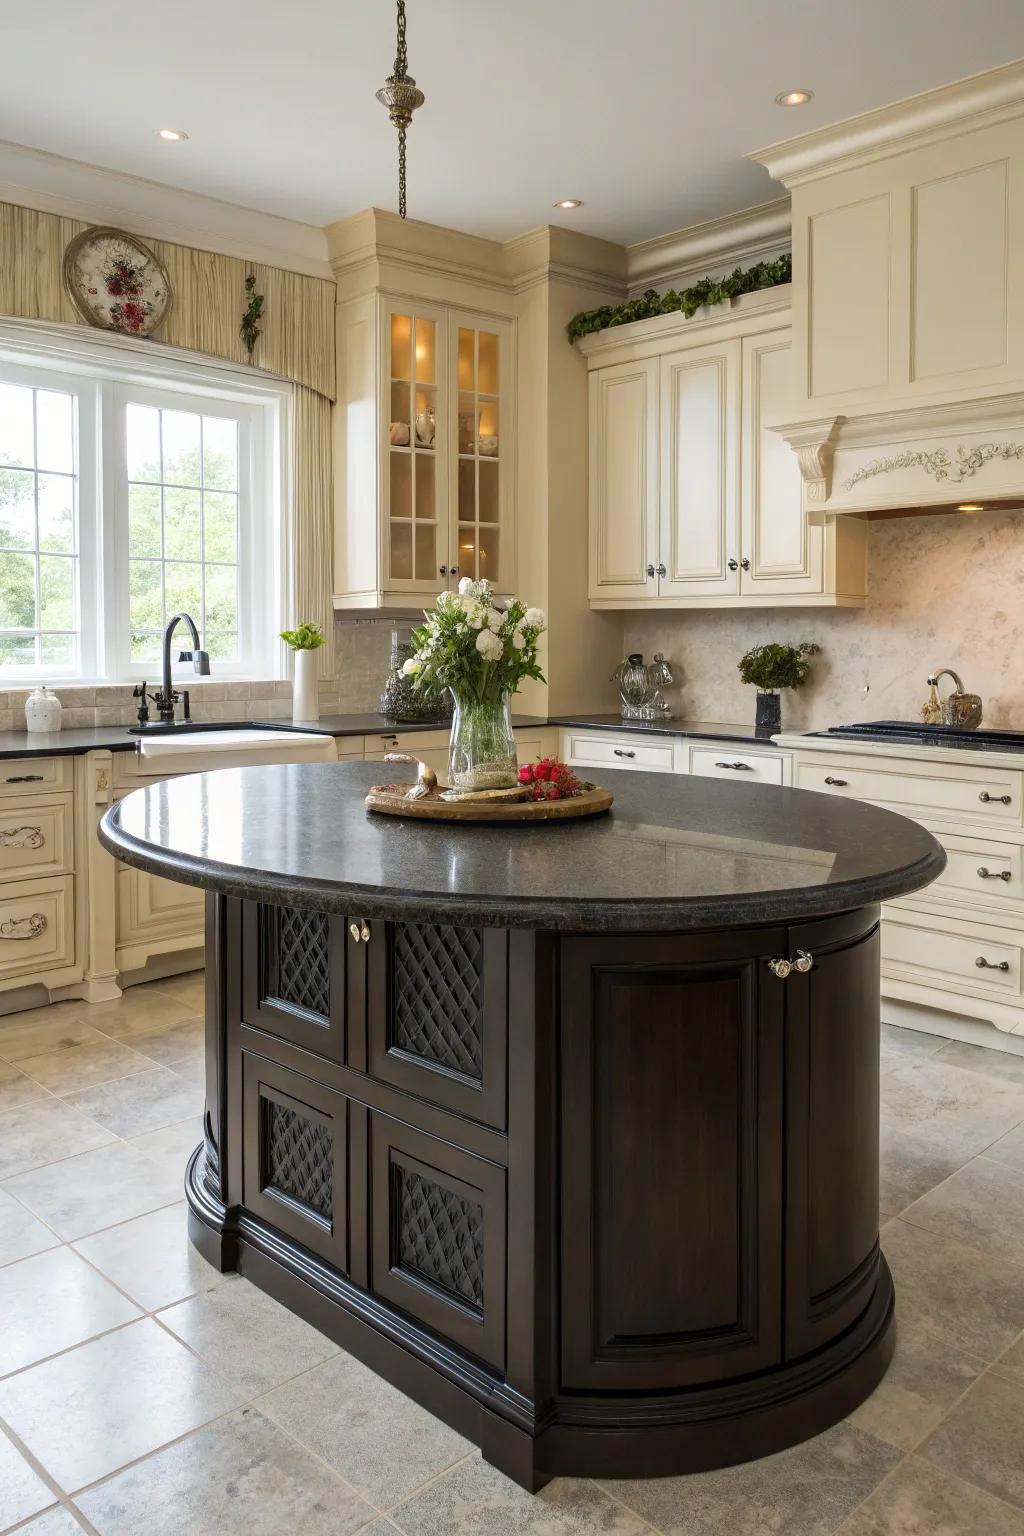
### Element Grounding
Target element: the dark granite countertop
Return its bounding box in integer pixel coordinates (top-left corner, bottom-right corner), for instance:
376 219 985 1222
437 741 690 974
99 760 944 933
550 714 777 746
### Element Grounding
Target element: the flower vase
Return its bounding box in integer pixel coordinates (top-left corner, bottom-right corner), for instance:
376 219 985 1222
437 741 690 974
448 688 517 791
292 649 319 723
755 690 781 737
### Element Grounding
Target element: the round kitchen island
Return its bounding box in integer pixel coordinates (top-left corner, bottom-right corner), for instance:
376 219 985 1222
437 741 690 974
99 760 944 1492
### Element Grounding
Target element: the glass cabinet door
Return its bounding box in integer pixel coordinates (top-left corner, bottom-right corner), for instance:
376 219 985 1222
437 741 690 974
453 318 511 592
386 307 443 591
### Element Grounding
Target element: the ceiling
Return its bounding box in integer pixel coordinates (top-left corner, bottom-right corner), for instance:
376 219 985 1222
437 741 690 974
5 0 1024 245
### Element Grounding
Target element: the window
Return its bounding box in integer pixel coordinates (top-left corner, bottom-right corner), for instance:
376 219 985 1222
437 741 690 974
0 377 81 672
0 336 284 683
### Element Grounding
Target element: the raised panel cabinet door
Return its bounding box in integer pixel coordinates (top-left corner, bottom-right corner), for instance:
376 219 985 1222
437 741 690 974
588 359 659 602
559 930 784 1390
739 332 823 595
241 901 346 1060
367 920 508 1128
242 1052 348 1272
369 1111 506 1368
783 911 882 1358
659 339 740 598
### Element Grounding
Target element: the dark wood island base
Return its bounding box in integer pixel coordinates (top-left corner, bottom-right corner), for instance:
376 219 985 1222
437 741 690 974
187 894 893 1491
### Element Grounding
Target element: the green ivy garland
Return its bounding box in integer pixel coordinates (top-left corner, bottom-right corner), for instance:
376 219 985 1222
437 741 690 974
566 252 792 344
240 272 265 360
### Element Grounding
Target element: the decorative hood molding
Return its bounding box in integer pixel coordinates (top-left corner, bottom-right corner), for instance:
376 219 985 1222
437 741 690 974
776 394 1024 514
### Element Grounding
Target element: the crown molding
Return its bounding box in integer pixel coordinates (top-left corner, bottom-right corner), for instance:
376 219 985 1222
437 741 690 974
625 197 791 295
750 58 1024 187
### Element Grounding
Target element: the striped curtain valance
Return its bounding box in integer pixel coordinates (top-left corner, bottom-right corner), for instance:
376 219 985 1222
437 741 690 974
0 201 336 401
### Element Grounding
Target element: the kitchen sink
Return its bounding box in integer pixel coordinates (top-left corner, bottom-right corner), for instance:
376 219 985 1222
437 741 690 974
134 728 337 775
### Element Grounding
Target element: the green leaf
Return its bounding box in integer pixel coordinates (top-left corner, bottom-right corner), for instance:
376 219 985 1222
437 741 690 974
280 622 325 650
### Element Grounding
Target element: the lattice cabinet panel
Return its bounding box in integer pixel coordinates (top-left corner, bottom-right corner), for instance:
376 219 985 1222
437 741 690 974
265 906 331 1017
371 1112 506 1368
369 923 508 1128
264 1098 334 1221
242 1054 348 1271
241 903 345 1060
392 923 484 1079
396 1165 484 1311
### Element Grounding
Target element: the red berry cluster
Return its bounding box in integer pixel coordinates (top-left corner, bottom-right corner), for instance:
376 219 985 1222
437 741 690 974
517 757 584 801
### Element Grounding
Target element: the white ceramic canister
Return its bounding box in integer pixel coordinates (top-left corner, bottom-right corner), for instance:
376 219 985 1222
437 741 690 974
25 686 62 732
292 649 319 723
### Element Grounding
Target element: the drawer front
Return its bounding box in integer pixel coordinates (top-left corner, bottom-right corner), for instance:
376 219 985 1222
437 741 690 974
563 731 676 773
689 747 784 786
882 914 1022 997
0 758 73 797
370 1111 506 1368
0 876 74 980
363 729 449 756
795 753 1023 826
925 826 1024 909
0 796 74 882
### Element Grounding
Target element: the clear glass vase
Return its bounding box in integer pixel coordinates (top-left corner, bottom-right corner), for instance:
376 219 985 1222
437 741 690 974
448 688 518 791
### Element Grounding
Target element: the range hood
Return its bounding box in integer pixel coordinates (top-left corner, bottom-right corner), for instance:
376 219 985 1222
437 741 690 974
750 59 1024 519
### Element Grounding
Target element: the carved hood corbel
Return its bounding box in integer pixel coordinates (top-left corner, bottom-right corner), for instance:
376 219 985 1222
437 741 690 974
772 416 843 504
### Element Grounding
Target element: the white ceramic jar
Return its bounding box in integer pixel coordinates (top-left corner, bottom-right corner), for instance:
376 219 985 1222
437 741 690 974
25 686 62 732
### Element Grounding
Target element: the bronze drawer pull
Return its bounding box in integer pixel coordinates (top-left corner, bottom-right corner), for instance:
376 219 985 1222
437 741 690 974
824 776 848 787
979 792 1012 805
0 912 46 940
0 826 45 850
977 866 1012 882
976 956 1011 972
3 773 44 784
715 761 752 771
613 749 636 759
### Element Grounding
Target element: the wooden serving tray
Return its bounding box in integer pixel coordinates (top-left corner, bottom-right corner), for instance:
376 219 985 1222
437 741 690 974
365 783 614 823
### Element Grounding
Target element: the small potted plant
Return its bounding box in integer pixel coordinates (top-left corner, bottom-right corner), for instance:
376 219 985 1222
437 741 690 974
737 641 820 736
404 578 546 790
280 622 325 722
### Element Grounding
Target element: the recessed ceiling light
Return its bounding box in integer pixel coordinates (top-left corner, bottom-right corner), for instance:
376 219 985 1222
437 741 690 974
553 198 582 210
957 502 985 512
156 128 188 142
775 89 813 107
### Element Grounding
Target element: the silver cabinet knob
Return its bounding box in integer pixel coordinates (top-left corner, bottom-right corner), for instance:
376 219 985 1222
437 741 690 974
646 564 655 579
348 920 371 944
613 748 636 759
976 956 1010 972
768 949 813 980
740 557 751 571
824 776 848 787
979 791 1012 805
727 558 739 571
656 563 667 578
714 761 752 771
977 866 1012 882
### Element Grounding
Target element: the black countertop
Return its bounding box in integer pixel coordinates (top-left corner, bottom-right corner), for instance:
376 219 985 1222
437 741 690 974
549 714 777 745
99 759 944 934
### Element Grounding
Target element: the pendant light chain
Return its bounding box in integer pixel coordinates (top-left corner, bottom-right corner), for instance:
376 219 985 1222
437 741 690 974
375 0 425 221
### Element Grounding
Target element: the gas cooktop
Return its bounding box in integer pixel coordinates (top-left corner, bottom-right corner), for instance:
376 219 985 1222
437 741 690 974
806 720 1024 753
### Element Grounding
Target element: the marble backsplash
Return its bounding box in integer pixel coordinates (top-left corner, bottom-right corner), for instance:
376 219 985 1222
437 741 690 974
623 507 1024 732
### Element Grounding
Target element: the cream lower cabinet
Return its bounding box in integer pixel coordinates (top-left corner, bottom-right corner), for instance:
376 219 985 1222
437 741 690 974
783 737 1024 1036
583 293 865 609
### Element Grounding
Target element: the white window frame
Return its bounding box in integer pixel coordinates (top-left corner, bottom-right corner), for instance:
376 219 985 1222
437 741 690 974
0 318 291 685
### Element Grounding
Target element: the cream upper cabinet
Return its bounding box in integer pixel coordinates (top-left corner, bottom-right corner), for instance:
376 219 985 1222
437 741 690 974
335 295 515 610
659 340 739 598
582 293 865 609
588 359 659 602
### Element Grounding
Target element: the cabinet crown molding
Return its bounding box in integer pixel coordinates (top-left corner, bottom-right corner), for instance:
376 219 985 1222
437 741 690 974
625 198 791 296
750 57 1024 186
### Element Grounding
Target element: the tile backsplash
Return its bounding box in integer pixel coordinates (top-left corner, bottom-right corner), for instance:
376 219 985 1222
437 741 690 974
623 507 1024 732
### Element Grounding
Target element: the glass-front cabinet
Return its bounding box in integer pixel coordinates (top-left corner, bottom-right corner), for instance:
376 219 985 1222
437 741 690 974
356 299 512 605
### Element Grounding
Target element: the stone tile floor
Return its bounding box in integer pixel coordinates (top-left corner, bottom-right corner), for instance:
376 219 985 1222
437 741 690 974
1 978 1024 1534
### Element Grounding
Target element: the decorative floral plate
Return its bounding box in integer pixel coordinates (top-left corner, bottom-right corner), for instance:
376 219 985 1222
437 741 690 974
63 226 173 336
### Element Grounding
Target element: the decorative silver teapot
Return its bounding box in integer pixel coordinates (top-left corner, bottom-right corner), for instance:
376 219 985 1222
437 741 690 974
612 653 674 720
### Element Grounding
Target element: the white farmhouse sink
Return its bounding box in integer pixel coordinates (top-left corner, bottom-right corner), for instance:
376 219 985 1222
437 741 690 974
135 728 337 776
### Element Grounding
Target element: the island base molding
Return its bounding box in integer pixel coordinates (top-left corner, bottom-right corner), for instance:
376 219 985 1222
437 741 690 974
185 893 892 1491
